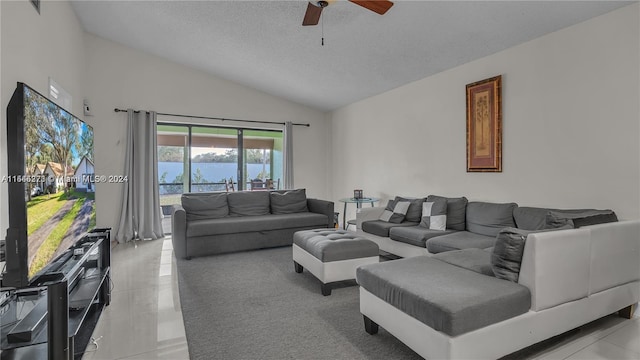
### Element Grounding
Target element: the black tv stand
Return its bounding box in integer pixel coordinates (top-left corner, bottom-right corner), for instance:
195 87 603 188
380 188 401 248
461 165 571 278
0 229 111 360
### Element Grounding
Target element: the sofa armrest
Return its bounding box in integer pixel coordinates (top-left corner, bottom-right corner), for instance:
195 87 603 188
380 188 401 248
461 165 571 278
356 207 385 229
518 227 591 311
171 204 188 259
307 198 335 228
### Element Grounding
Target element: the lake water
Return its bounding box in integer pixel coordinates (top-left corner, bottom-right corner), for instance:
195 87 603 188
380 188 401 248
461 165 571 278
158 162 272 193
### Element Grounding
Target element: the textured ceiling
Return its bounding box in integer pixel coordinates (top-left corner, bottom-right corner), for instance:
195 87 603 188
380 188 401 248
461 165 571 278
71 1 633 111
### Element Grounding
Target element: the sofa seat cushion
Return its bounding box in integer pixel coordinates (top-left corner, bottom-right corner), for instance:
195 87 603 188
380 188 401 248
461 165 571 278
432 248 494 276
426 231 496 254
356 256 531 336
389 226 456 248
187 213 328 237
361 220 420 237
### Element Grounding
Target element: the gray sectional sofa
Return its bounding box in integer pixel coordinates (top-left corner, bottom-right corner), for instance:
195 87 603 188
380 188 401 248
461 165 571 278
171 189 334 259
354 195 639 359
357 195 617 258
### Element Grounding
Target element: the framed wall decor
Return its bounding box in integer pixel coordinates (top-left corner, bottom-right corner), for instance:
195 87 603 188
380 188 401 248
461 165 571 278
466 75 502 172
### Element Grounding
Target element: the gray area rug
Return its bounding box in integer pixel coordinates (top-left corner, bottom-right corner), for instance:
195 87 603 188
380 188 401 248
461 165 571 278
176 246 422 360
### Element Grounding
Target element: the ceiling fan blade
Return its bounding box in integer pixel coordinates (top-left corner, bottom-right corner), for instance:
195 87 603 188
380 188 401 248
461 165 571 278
302 2 323 26
349 0 394 15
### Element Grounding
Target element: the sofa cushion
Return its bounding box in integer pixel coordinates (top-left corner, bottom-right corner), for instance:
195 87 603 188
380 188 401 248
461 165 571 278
420 200 447 230
362 220 420 238
545 209 618 229
394 196 426 223
515 207 618 230
356 256 531 336
227 191 270 216
379 200 410 223
513 207 553 231
182 192 228 221
389 226 456 248
433 248 494 276
270 189 308 214
426 231 496 254
491 227 531 282
186 212 328 237
492 226 573 282
466 202 517 237
426 195 468 231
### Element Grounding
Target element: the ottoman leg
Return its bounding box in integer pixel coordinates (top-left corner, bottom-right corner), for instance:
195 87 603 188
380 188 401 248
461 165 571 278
294 261 303 273
363 315 379 335
321 283 332 296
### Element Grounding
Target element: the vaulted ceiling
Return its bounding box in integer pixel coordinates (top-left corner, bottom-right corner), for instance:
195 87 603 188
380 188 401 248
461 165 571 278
71 1 633 111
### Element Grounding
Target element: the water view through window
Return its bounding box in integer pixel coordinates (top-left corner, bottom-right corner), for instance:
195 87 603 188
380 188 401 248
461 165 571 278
157 124 283 208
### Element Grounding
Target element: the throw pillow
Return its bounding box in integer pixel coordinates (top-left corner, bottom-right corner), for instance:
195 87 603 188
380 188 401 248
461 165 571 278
491 227 530 282
379 200 410 223
426 195 468 230
491 225 571 282
420 200 447 230
270 189 308 214
394 196 426 223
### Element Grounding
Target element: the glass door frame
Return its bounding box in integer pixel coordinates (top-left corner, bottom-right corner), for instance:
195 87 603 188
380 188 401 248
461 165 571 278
157 122 282 192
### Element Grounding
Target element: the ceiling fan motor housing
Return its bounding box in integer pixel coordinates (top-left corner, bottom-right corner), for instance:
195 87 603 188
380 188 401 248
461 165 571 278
311 1 330 8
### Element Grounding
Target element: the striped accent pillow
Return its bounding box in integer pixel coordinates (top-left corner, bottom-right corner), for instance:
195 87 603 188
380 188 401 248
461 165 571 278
420 200 447 230
379 200 411 223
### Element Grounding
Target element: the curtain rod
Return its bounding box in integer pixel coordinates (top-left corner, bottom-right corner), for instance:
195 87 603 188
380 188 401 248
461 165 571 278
113 108 310 127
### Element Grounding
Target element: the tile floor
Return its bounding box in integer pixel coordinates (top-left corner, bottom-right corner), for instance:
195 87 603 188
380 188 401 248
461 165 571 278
84 237 640 360
83 238 189 360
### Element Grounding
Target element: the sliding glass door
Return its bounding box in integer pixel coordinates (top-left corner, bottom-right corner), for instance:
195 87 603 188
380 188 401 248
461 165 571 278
157 124 189 206
157 123 283 205
191 127 239 192
243 129 283 190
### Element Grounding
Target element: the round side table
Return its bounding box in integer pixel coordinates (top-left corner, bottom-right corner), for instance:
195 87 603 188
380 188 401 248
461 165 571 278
338 197 380 230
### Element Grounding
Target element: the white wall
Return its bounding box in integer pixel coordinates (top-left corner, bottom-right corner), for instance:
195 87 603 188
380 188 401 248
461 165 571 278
331 4 640 223
82 33 331 236
0 1 86 234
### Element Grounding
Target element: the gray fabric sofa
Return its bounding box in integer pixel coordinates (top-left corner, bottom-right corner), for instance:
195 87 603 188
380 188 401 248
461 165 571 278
171 189 334 259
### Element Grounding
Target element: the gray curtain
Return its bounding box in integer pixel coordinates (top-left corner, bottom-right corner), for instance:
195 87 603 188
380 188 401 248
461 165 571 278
116 109 164 243
283 121 294 189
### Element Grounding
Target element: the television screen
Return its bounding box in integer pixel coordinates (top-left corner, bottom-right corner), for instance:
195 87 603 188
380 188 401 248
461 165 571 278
2 82 96 287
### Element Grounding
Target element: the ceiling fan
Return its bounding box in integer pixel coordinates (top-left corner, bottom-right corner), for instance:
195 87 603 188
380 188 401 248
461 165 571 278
302 0 394 26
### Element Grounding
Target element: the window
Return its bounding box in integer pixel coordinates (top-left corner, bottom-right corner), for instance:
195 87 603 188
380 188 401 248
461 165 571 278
157 123 283 207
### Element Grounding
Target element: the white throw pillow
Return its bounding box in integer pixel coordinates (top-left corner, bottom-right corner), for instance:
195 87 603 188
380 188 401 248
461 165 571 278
420 201 447 230
379 201 411 224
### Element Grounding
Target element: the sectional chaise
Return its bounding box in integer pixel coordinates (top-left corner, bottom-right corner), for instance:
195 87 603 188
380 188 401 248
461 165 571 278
354 196 640 359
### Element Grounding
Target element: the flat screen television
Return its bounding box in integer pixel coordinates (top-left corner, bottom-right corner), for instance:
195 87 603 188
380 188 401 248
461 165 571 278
2 82 96 288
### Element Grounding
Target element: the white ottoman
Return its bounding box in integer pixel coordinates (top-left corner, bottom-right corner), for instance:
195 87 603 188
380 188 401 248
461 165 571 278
293 229 379 296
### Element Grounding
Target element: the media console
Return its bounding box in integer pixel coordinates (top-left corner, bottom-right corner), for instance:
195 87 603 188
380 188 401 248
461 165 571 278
0 228 111 360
